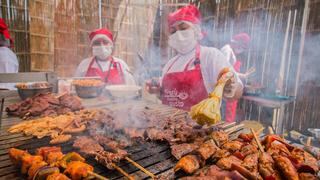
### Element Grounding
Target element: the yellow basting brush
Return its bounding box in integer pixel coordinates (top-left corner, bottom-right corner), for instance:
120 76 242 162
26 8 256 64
190 68 233 126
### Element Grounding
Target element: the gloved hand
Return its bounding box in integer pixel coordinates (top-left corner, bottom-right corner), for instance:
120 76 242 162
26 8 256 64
217 68 239 99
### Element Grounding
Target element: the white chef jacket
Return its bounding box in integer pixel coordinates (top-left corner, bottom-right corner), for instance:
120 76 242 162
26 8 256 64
74 56 136 85
161 45 242 97
220 44 236 65
0 47 19 90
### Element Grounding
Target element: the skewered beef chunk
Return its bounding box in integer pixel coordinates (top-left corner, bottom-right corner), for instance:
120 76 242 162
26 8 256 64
267 141 291 156
231 163 262 180
221 141 243 153
145 128 173 141
212 149 231 159
240 144 258 157
73 136 104 155
174 155 202 174
238 133 254 142
242 153 258 172
258 152 281 180
211 131 229 146
216 155 242 170
273 155 299 180
291 148 319 173
171 143 200 160
195 140 218 160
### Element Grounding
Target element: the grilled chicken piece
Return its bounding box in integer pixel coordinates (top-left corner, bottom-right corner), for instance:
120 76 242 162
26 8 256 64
9 148 29 166
222 141 243 153
291 148 319 173
273 155 299 180
240 144 258 157
171 143 199 159
258 152 281 180
46 151 64 164
27 161 48 180
231 163 262 180
47 172 70 180
267 141 291 156
211 131 229 146
195 140 218 160
36 146 64 164
21 154 43 174
242 153 259 172
64 161 93 180
299 173 318 180
174 155 201 174
212 149 231 159
238 133 254 142
216 155 242 170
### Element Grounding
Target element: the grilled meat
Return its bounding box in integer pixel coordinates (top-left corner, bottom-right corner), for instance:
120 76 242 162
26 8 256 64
73 136 104 154
27 161 48 180
47 173 70 180
64 161 93 180
195 140 218 160
211 131 229 146
258 152 281 180
221 141 243 153
171 143 200 160
273 155 299 180
212 149 231 159
174 155 202 174
238 133 254 142
6 93 82 118
242 153 258 172
291 148 319 173
216 155 242 170
231 163 262 180
240 144 258 157
267 141 291 156
299 173 318 180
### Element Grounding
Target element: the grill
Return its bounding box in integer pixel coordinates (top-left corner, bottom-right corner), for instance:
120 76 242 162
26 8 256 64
0 99 317 179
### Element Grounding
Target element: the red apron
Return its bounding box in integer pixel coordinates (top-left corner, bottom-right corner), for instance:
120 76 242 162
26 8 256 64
161 45 208 111
85 57 125 85
225 60 242 122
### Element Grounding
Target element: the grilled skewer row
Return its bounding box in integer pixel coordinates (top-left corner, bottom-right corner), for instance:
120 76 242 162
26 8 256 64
9 147 97 180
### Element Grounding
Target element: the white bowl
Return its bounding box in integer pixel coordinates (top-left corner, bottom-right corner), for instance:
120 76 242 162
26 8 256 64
105 85 142 98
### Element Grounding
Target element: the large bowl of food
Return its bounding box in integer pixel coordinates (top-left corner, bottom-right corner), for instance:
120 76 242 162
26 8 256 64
72 79 105 98
105 85 142 99
16 82 53 100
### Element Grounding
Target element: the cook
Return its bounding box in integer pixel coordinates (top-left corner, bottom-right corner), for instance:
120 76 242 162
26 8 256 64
147 5 243 111
75 28 135 85
221 33 254 122
0 18 19 90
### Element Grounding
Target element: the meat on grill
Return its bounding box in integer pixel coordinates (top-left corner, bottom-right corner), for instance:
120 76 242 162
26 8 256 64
258 152 281 180
6 93 83 118
174 155 202 174
216 155 242 170
211 131 229 146
171 143 200 160
73 136 104 155
195 140 218 160
273 155 299 180
221 141 243 153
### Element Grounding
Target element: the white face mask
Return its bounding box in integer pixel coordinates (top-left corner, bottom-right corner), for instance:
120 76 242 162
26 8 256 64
168 29 197 54
92 45 112 60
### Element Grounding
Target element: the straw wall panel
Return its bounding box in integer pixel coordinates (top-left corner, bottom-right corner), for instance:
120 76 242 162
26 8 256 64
29 0 54 71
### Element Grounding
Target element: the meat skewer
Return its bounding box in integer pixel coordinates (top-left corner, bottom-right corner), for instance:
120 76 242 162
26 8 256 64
124 157 155 179
250 128 264 152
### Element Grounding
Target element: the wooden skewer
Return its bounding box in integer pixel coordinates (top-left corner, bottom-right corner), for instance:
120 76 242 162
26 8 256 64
225 124 244 135
125 157 155 179
169 109 181 119
111 163 134 180
250 128 264 152
88 171 109 180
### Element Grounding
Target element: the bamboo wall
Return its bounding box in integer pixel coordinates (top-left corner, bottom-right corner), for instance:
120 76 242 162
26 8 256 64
0 0 30 72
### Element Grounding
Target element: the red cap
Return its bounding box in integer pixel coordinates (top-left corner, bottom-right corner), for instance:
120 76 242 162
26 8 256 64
231 33 251 49
89 28 113 44
167 4 201 27
0 18 13 47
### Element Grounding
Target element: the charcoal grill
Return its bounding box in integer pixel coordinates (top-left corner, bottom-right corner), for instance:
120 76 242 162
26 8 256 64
0 98 316 179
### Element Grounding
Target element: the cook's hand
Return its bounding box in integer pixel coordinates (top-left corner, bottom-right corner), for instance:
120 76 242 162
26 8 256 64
244 67 256 78
223 73 237 98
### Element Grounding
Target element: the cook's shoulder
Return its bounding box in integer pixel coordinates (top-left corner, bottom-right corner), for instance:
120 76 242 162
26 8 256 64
200 45 226 60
